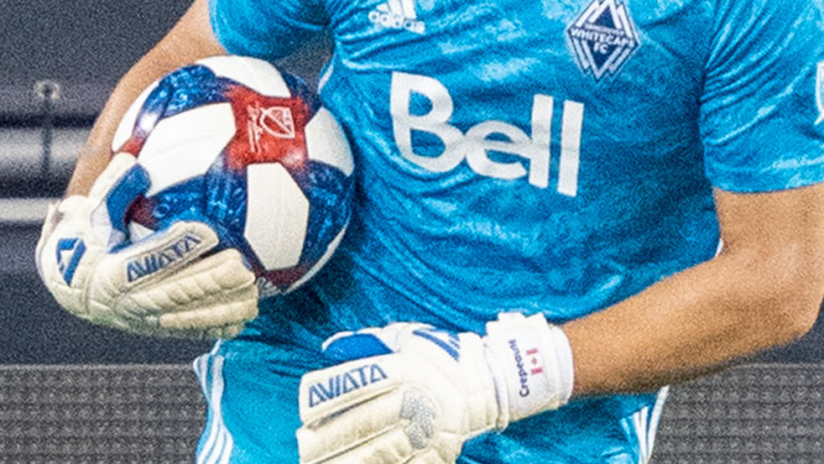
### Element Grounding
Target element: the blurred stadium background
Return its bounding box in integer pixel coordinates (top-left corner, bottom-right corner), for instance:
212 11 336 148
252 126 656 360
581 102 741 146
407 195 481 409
1 1 822 462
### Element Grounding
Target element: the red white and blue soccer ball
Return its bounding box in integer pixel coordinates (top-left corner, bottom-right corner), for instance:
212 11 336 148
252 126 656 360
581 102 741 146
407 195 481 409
112 55 355 299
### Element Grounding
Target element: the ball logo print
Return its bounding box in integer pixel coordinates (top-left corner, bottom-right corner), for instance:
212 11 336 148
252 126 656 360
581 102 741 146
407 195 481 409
111 55 355 298
247 104 296 151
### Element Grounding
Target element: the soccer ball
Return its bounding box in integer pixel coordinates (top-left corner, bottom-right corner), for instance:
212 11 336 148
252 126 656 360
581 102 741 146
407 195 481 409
112 55 355 299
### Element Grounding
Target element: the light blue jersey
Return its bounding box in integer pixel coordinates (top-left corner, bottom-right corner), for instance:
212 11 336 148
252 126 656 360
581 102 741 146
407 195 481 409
196 0 824 462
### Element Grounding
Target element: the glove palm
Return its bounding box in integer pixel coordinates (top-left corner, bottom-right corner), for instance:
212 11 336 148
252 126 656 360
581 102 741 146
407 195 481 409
299 325 498 464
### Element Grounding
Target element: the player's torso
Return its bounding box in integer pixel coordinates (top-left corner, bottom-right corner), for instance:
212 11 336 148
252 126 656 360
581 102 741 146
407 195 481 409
315 0 720 326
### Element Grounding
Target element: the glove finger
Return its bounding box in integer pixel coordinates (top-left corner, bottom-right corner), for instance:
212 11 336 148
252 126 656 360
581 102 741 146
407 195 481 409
89 243 257 339
207 322 247 339
300 429 417 464
87 153 141 201
37 195 118 305
35 201 64 279
170 321 248 340
125 320 247 340
158 293 258 330
299 394 455 464
298 389 412 464
37 155 150 306
124 248 255 313
299 355 402 425
87 153 151 244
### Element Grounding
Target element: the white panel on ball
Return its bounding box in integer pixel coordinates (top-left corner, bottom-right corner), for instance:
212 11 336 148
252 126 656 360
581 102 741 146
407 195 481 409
128 222 154 241
111 81 159 152
304 108 355 176
198 55 291 98
245 162 309 270
138 103 236 196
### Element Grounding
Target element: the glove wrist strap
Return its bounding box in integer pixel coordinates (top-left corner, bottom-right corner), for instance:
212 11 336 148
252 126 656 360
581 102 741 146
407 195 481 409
484 312 575 429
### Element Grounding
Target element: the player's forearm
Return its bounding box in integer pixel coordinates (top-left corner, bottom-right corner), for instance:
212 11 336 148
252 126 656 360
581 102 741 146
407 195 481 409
563 249 823 396
67 61 167 196
66 0 224 196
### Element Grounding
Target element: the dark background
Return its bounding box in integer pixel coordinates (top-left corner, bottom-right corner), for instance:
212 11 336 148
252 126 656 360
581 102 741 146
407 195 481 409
1 0 191 121
0 0 329 121
1 0 821 365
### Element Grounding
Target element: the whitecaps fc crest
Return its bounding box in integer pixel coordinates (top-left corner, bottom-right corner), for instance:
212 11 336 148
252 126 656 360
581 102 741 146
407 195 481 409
567 0 640 81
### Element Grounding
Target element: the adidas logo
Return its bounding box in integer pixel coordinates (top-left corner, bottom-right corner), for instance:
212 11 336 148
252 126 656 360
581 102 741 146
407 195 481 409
368 0 425 34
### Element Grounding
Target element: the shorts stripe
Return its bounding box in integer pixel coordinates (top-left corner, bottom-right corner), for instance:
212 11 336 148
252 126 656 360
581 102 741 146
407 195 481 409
632 406 649 463
628 386 669 464
195 349 235 464
647 386 670 458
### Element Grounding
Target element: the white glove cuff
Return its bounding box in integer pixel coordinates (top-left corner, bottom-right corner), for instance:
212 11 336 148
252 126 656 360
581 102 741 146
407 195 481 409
484 312 575 429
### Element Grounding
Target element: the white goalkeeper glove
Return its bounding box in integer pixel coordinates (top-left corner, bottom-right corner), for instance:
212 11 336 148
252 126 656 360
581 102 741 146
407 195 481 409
297 313 575 464
36 153 259 339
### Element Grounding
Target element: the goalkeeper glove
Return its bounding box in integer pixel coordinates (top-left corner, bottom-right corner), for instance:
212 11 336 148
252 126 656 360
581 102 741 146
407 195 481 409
297 313 575 464
36 153 258 339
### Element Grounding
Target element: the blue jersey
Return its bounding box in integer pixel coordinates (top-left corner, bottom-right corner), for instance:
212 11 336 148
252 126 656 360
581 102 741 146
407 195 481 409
202 0 824 462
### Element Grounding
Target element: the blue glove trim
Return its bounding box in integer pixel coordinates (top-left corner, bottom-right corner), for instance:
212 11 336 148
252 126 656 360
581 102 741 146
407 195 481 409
323 334 393 362
412 328 460 361
105 165 150 234
56 238 86 285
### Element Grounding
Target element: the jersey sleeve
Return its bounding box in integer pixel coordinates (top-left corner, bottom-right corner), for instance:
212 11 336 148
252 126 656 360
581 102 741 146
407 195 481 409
700 0 824 192
209 0 327 60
